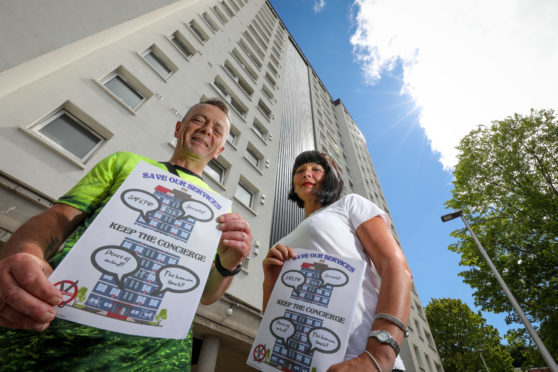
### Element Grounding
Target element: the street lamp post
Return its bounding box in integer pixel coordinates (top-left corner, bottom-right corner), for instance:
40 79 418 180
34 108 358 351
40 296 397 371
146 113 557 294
441 210 558 372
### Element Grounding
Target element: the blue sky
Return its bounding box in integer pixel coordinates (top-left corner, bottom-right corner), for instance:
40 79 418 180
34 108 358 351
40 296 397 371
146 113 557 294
268 0 558 340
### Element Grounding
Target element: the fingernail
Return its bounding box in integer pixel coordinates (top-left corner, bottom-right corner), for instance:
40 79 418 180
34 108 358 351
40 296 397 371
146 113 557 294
217 216 224 222
34 323 49 331
40 309 56 322
217 223 224 230
50 296 62 305
222 239 229 244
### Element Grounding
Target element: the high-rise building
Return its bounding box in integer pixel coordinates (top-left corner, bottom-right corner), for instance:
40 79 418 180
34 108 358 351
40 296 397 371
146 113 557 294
0 0 443 370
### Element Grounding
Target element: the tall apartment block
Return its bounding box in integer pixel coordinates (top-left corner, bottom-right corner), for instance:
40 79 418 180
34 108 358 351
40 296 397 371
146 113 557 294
0 0 443 370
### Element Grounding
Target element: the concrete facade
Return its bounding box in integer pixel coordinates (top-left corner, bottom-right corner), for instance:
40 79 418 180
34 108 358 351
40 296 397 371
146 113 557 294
0 0 443 370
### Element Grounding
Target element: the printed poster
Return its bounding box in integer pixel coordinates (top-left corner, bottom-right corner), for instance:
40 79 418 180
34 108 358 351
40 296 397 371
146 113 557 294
248 249 365 372
49 161 231 339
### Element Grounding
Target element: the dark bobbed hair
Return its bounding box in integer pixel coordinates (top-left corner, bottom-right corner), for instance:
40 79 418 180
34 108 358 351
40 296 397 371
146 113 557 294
288 150 345 208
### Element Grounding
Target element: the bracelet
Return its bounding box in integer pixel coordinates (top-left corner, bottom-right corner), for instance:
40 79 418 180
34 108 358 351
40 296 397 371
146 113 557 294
363 350 382 372
375 313 409 337
214 253 242 277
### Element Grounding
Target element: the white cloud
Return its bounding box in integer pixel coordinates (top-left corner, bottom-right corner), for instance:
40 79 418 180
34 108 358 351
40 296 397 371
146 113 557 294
350 0 558 170
314 0 326 13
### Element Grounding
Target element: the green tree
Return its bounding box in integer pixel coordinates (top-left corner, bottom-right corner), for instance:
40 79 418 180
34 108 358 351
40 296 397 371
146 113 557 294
505 328 544 369
76 286 88 303
154 309 168 323
445 109 558 355
425 298 514 371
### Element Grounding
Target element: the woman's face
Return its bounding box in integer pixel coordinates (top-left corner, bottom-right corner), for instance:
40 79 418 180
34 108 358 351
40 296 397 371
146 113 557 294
293 162 325 204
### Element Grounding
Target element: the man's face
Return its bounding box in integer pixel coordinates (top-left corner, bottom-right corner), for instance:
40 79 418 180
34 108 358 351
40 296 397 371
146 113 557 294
174 103 230 162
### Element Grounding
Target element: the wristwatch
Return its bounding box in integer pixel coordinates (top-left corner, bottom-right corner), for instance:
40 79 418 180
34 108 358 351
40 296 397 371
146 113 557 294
368 329 400 355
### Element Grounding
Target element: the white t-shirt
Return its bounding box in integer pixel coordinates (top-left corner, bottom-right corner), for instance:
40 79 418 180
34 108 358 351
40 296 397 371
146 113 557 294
278 193 405 370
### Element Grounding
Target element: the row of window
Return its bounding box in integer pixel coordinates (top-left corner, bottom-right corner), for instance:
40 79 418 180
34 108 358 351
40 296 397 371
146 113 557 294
19 0 270 167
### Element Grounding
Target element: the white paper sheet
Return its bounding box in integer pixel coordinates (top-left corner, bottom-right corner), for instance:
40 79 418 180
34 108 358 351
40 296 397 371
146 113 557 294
248 249 365 372
49 161 231 339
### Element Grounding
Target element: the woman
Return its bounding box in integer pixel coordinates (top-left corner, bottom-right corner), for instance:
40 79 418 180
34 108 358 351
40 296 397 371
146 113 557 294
263 151 412 372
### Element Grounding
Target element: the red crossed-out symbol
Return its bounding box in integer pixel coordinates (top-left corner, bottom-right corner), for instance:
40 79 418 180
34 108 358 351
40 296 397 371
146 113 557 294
253 344 266 362
54 280 79 308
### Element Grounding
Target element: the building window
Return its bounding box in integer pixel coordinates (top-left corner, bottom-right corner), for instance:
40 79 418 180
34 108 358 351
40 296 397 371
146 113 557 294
212 5 228 24
248 25 267 51
37 111 102 159
245 145 262 168
140 45 176 79
265 72 276 88
204 159 226 184
238 39 262 68
21 102 111 166
202 12 219 33
169 31 196 59
100 67 151 111
257 99 272 121
228 0 241 12
262 84 274 101
220 0 234 17
188 20 209 43
413 344 424 370
231 48 258 80
243 31 264 58
252 119 268 141
235 182 254 209
227 126 239 148
223 60 254 97
212 76 248 118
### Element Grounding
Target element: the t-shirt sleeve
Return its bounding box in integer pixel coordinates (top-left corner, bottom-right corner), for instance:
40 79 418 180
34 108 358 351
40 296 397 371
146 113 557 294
344 193 391 230
56 153 119 214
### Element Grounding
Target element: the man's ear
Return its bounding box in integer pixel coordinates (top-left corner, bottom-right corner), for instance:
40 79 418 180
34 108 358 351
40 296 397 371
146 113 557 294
213 146 225 159
174 121 182 137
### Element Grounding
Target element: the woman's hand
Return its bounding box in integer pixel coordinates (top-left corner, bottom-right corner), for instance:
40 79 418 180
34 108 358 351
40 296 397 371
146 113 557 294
262 244 295 311
263 244 296 285
327 353 377 372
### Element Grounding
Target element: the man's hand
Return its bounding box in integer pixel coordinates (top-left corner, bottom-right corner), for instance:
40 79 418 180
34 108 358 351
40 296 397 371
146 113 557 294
201 213 251 305
216 213 252 270
0 252 61 331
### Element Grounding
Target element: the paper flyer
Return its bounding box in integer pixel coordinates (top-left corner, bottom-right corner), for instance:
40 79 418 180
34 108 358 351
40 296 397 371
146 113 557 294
248 249 365 372
49 161 231 339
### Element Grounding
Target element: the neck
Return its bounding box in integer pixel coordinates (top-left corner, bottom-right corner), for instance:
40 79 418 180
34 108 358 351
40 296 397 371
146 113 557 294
304 200 322 218
168 153 206 177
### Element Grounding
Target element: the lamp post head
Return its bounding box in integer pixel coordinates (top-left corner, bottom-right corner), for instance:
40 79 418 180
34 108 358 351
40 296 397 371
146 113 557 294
441 210 463 222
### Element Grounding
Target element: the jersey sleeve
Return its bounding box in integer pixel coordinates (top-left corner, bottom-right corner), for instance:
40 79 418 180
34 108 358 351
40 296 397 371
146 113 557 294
56 153 119 214
344 193 391 230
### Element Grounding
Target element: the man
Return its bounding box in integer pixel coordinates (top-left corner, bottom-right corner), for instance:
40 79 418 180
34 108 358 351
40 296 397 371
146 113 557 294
0 98 252 370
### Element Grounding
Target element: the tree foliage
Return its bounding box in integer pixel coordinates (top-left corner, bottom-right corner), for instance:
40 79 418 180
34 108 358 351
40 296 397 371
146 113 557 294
425 298 513 371
445 109 558 355
505 328 544 369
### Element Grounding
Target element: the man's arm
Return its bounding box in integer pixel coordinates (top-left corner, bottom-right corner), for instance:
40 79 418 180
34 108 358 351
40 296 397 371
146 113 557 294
0 203 87 330
200 213 252 305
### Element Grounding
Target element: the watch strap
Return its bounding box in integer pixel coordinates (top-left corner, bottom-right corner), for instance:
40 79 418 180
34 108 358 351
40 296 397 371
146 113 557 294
215 253 242 276
368 330 400 355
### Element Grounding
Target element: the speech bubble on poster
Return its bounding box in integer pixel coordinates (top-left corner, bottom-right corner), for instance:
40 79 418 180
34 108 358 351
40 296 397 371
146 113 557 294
270 317 296 345
179 200 214 222
307 327 341 354
320 269 348 288
281 270 306 294
120 189 160 221
91 246 140 287
151 265 200 296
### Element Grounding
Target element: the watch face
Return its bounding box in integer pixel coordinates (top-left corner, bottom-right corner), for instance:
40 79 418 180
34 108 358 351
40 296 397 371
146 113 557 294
377 330 389 342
